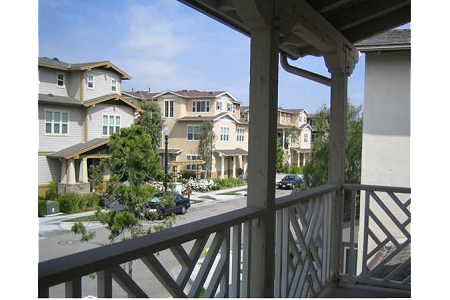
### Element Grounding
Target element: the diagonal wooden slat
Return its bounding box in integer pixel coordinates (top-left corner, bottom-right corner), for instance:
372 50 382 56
205 254 227 298
111 265 148 298
176 235 208 289
383 258 411 282
404 198 411 208
188 231 224 297
368 228 382 246
367 237 390 261
387 192 411 219
170 245 192 268
141 254 187 298
368 238 410 277
368 210 400 248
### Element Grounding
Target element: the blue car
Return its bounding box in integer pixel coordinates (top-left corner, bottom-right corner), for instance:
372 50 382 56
277 175 303 189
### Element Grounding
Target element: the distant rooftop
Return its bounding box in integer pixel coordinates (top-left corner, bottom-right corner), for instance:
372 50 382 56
355 29 410 52
124 89 240 103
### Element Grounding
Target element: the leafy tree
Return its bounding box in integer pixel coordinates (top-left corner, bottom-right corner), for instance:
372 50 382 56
302 102 363 188
137 102 164 150
197 121 216 179
276 137 284 172
88 161 104 193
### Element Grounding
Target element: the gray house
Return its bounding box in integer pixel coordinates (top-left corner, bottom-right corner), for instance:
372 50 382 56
38 57 141 195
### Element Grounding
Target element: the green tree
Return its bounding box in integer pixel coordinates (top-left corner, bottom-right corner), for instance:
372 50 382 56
276 137 284 172
88 161 104 193
137 102 164 150
197 121 216 179
302 102 363 188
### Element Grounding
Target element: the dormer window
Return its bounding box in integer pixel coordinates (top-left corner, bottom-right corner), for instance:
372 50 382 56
111 79 117 92
232 105 236 114
57 73 65 87
87 74 94 89
217 101 222 111
192 100 210 113
227 103 232 112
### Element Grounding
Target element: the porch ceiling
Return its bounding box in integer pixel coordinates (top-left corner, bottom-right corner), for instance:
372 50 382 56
177 0 410 59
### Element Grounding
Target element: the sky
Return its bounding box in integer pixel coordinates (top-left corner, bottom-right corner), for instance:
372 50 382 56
38 0 410 113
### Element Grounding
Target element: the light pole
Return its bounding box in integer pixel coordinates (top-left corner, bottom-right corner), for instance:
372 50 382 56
163 126 170 193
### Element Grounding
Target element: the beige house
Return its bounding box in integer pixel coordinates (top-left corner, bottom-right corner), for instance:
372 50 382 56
124 90 249 178
241 106 313 168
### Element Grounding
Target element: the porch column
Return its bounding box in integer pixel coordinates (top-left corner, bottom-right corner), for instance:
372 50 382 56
220 155 225 178
79 158 89 183
325 56 349 279
60 159 67 184
232 156 236 178
282 129 285 148
67 159 76 184
303 152 307 166
297 152 300 167
239 1 279 296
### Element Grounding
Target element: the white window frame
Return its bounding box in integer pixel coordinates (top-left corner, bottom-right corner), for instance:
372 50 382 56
111 79 117 92
216 101 222 111
187 125 200 141
87 73 95 89
186 154 203 170
237 128 244 142
232 105 236 114
343 246 358 274
192 100 210 113
165 100 174 118
56 73 65 88
220 126 230 141
304 133 309 143
44 109 70 135
102 114 121 136
227 103 232 112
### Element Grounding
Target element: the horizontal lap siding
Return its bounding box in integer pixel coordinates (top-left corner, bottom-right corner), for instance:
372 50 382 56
87 104 135 140
67 71 81 99
39 68 68 97
38 156 61 185
38 104 84 152
83 69 121 100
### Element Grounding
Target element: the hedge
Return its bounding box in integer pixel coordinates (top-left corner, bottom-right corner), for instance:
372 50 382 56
57 193 100 214
38 200 47 217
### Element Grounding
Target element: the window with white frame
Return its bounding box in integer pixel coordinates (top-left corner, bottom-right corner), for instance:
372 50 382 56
220 126 229 141
111 79 117 92
232 105 236 114
192 100 210 113
304 133 309 143
57 73 65 87
187 125 200 141
186 154 203 170
103 114 121 136
165 100 174 118
227 103 232 112
87 74 94 89
216 101 222 111
343 246 358 274
45 110 69 135
237 128 244 141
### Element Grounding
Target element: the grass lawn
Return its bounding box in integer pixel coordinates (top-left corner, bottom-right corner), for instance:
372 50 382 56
216 188 247 196
198 195 216 200
190 199 205 204
61 215 99 223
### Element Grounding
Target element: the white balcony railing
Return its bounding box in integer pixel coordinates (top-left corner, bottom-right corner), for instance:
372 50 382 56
38 184 410 298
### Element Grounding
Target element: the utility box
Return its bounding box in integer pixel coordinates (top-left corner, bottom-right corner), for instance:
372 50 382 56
46 201 60 215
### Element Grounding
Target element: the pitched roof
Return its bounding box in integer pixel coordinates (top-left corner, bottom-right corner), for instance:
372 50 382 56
126 89 242 104
355 29 411 52
82 94 142 112
38 57 131 80
38 93 82 106
123 91 158 100
216 148 248 156
48 138 109 159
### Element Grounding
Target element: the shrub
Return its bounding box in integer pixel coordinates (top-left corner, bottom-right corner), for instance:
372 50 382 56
155 171 173 182
180 172 196 180
38 200 47 217
214 177 244 188
45 179 58 200
289 166 303 174
58 193 101 214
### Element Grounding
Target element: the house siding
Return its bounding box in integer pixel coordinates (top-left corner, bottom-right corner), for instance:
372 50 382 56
87 104 134 140
38 104 84 152
83 69 122 100
39 68 69 97
38 156 61 185
67 71 81 99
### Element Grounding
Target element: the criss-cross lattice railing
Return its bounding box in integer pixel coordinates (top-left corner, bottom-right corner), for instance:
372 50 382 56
273 185 339 297
38 207 264 298
340 184 411 290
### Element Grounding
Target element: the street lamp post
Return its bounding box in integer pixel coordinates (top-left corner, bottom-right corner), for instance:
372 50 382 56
163 126 170 193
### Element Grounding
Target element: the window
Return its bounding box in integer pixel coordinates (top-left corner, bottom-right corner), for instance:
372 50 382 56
237 128 244 142
192 100 210 113
57 73 65 87
304 133 309 143
165 100 174 118
87 74 94 89
227 103 232 112
220 127 229 141
343 246 358 275
111 80 117 92
103 114 121 136
186 154 203 170
216 101 222 111
45 110 69 135
187 125 200 141
232 105 236 114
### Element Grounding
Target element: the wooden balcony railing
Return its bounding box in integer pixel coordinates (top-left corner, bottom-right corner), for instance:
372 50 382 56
38 184 410 298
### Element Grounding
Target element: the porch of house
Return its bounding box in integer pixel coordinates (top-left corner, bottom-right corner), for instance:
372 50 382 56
38 0 411 298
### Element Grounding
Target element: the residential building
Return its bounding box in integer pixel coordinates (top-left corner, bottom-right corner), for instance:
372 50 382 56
355 29 411 274
124 90 248 178
241 105 313 167
38 57 141 196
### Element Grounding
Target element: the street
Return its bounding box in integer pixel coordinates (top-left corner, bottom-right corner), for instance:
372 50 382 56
39 188 292 297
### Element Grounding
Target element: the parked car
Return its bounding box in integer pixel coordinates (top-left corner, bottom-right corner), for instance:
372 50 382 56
144 193 191 219
277 175 303 189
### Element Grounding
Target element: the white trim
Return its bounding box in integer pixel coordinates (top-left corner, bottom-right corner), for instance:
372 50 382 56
187 125 200 141
164 100 174 118
102 113 121 136
192 100 210 113
343 246 358 274
220 126 230 141
44 109 70 136
56 72 65 88
237 127 245 142
216 101 222 112
87 73 95 90
111 79 117 92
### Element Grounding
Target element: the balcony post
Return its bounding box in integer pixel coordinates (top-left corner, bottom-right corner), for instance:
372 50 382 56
325 52 349 281
235 1 279 296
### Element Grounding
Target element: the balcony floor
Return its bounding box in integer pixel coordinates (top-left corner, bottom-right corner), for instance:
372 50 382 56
319 284 411 298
